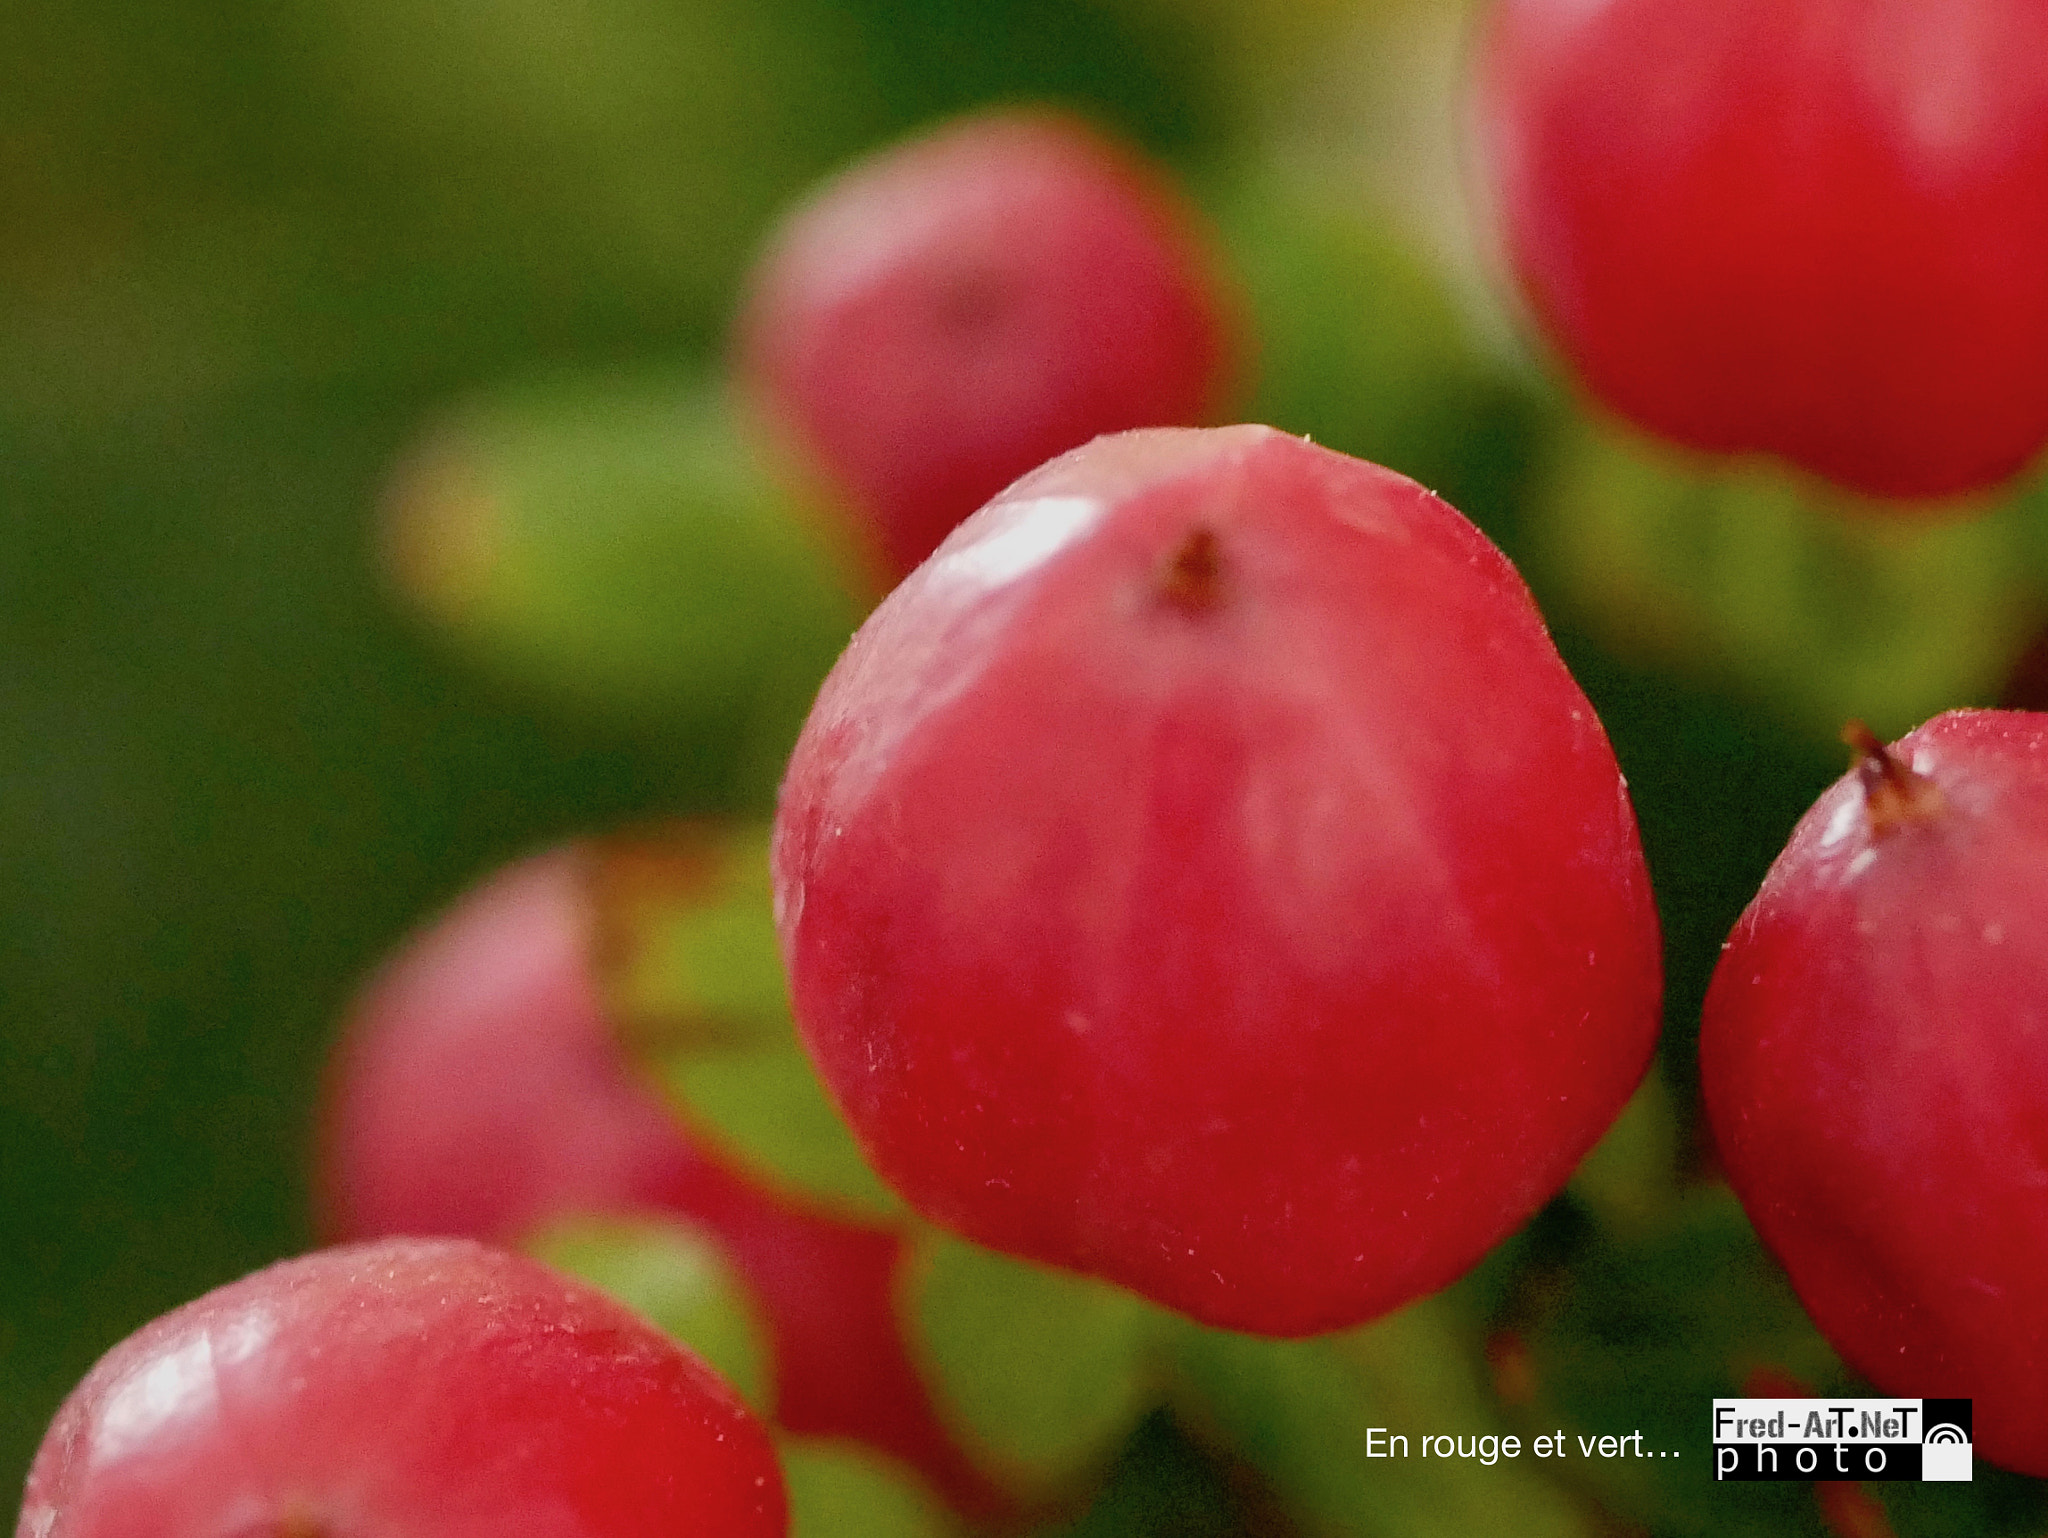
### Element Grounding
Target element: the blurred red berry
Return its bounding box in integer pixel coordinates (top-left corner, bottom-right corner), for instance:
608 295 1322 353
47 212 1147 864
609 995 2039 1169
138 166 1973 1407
1474 0 2048 501
735 108 1238 578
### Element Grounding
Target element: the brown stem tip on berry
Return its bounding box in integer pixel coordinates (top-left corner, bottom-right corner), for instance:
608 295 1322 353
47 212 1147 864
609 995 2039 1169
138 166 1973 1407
1159 524 1224 612
1842 720 1945 835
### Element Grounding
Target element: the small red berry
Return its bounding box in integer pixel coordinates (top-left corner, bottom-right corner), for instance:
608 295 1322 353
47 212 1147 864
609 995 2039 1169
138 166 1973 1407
17 1238 785 1538
1473 0 2048 501
773 424 1662 1336
322 845 695 1245
1703 711 2048 1475
734 108 1237 578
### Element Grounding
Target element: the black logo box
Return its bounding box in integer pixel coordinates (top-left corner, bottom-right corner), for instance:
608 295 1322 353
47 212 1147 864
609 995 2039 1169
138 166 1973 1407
1713 1399 1971 1483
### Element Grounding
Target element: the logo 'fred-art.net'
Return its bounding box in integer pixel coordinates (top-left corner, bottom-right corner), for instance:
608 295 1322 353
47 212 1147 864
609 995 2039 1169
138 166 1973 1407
1713 1399 1972 1482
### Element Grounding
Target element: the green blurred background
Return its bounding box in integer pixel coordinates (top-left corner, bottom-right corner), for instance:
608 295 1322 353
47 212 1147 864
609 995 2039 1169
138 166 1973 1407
7 0 2048 1522
0 0 1227 1482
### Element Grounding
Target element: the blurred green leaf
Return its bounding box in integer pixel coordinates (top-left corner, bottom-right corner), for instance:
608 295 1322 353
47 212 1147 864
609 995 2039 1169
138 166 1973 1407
594 821 790 1050
1531 416 2048 743
1212 166 1552 549
1172 1296 1595 1538
592 821 905 1221
673 1042 906 1220
387 371 871 799
780 1440 963 1538
528 1212 773 1413
909 1232 1168 1494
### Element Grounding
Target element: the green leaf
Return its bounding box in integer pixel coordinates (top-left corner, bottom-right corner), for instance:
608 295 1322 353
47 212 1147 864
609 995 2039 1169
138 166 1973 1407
779 1440 963 1538
1530 415 2047 743
594 821 789 1052
592 820 905 1221
671 1040 905 1218
386 370 872 799
1212 166 1551 551
908 1231 1168 1494
526 1213 773 1414
1172 1297 1596 1538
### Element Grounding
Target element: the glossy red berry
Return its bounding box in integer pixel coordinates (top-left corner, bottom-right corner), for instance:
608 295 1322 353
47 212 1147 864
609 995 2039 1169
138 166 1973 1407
320 843 1003 1517
1702 710 2048 1476
772 424 1662 1336
1473 0 2048 501
18 1238 785 1538
734 109 1236 578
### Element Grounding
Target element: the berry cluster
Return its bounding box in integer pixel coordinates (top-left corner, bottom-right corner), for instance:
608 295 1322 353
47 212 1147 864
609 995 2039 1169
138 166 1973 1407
22 3 2048 1534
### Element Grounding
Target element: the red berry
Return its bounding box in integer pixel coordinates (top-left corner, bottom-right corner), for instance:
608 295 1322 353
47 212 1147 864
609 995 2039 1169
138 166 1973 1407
734 109 1237 578
1473 0 2048 501
322 845 694 1244
772 424 1662 1336
18 1238 784 1538
1702 710 2048 1476
320 842 1005 1518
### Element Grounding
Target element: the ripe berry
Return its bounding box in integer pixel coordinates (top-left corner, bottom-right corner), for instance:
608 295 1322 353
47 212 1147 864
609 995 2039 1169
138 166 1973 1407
1473 0 2048 501
320 840 1004 1517
772 424 1662 1336
17 1237 785 1538
1702 711 2048 1476
322 845 701 1245
733 109 1237 578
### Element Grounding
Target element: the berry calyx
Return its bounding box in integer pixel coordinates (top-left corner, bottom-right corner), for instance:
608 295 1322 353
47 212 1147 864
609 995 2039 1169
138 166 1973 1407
1840 719 1945 834
1157 524 1224 613
773 424 1662 1336
18 1238 786 1538
1703 710 2048 1475
734 109 1238 578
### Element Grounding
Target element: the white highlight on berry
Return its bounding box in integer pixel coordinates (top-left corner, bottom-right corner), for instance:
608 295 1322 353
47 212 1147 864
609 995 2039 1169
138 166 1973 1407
935 495 1104 592
92 1312 274 1467
1818 794 1863 850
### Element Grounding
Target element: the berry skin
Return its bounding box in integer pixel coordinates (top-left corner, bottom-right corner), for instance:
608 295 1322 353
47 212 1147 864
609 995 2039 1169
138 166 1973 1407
772 424 1662 1336
734 109 1236 578
1702 711 2048 1477
17 1237 785 1538
1473 0 2048 501
320 841 1005 1519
